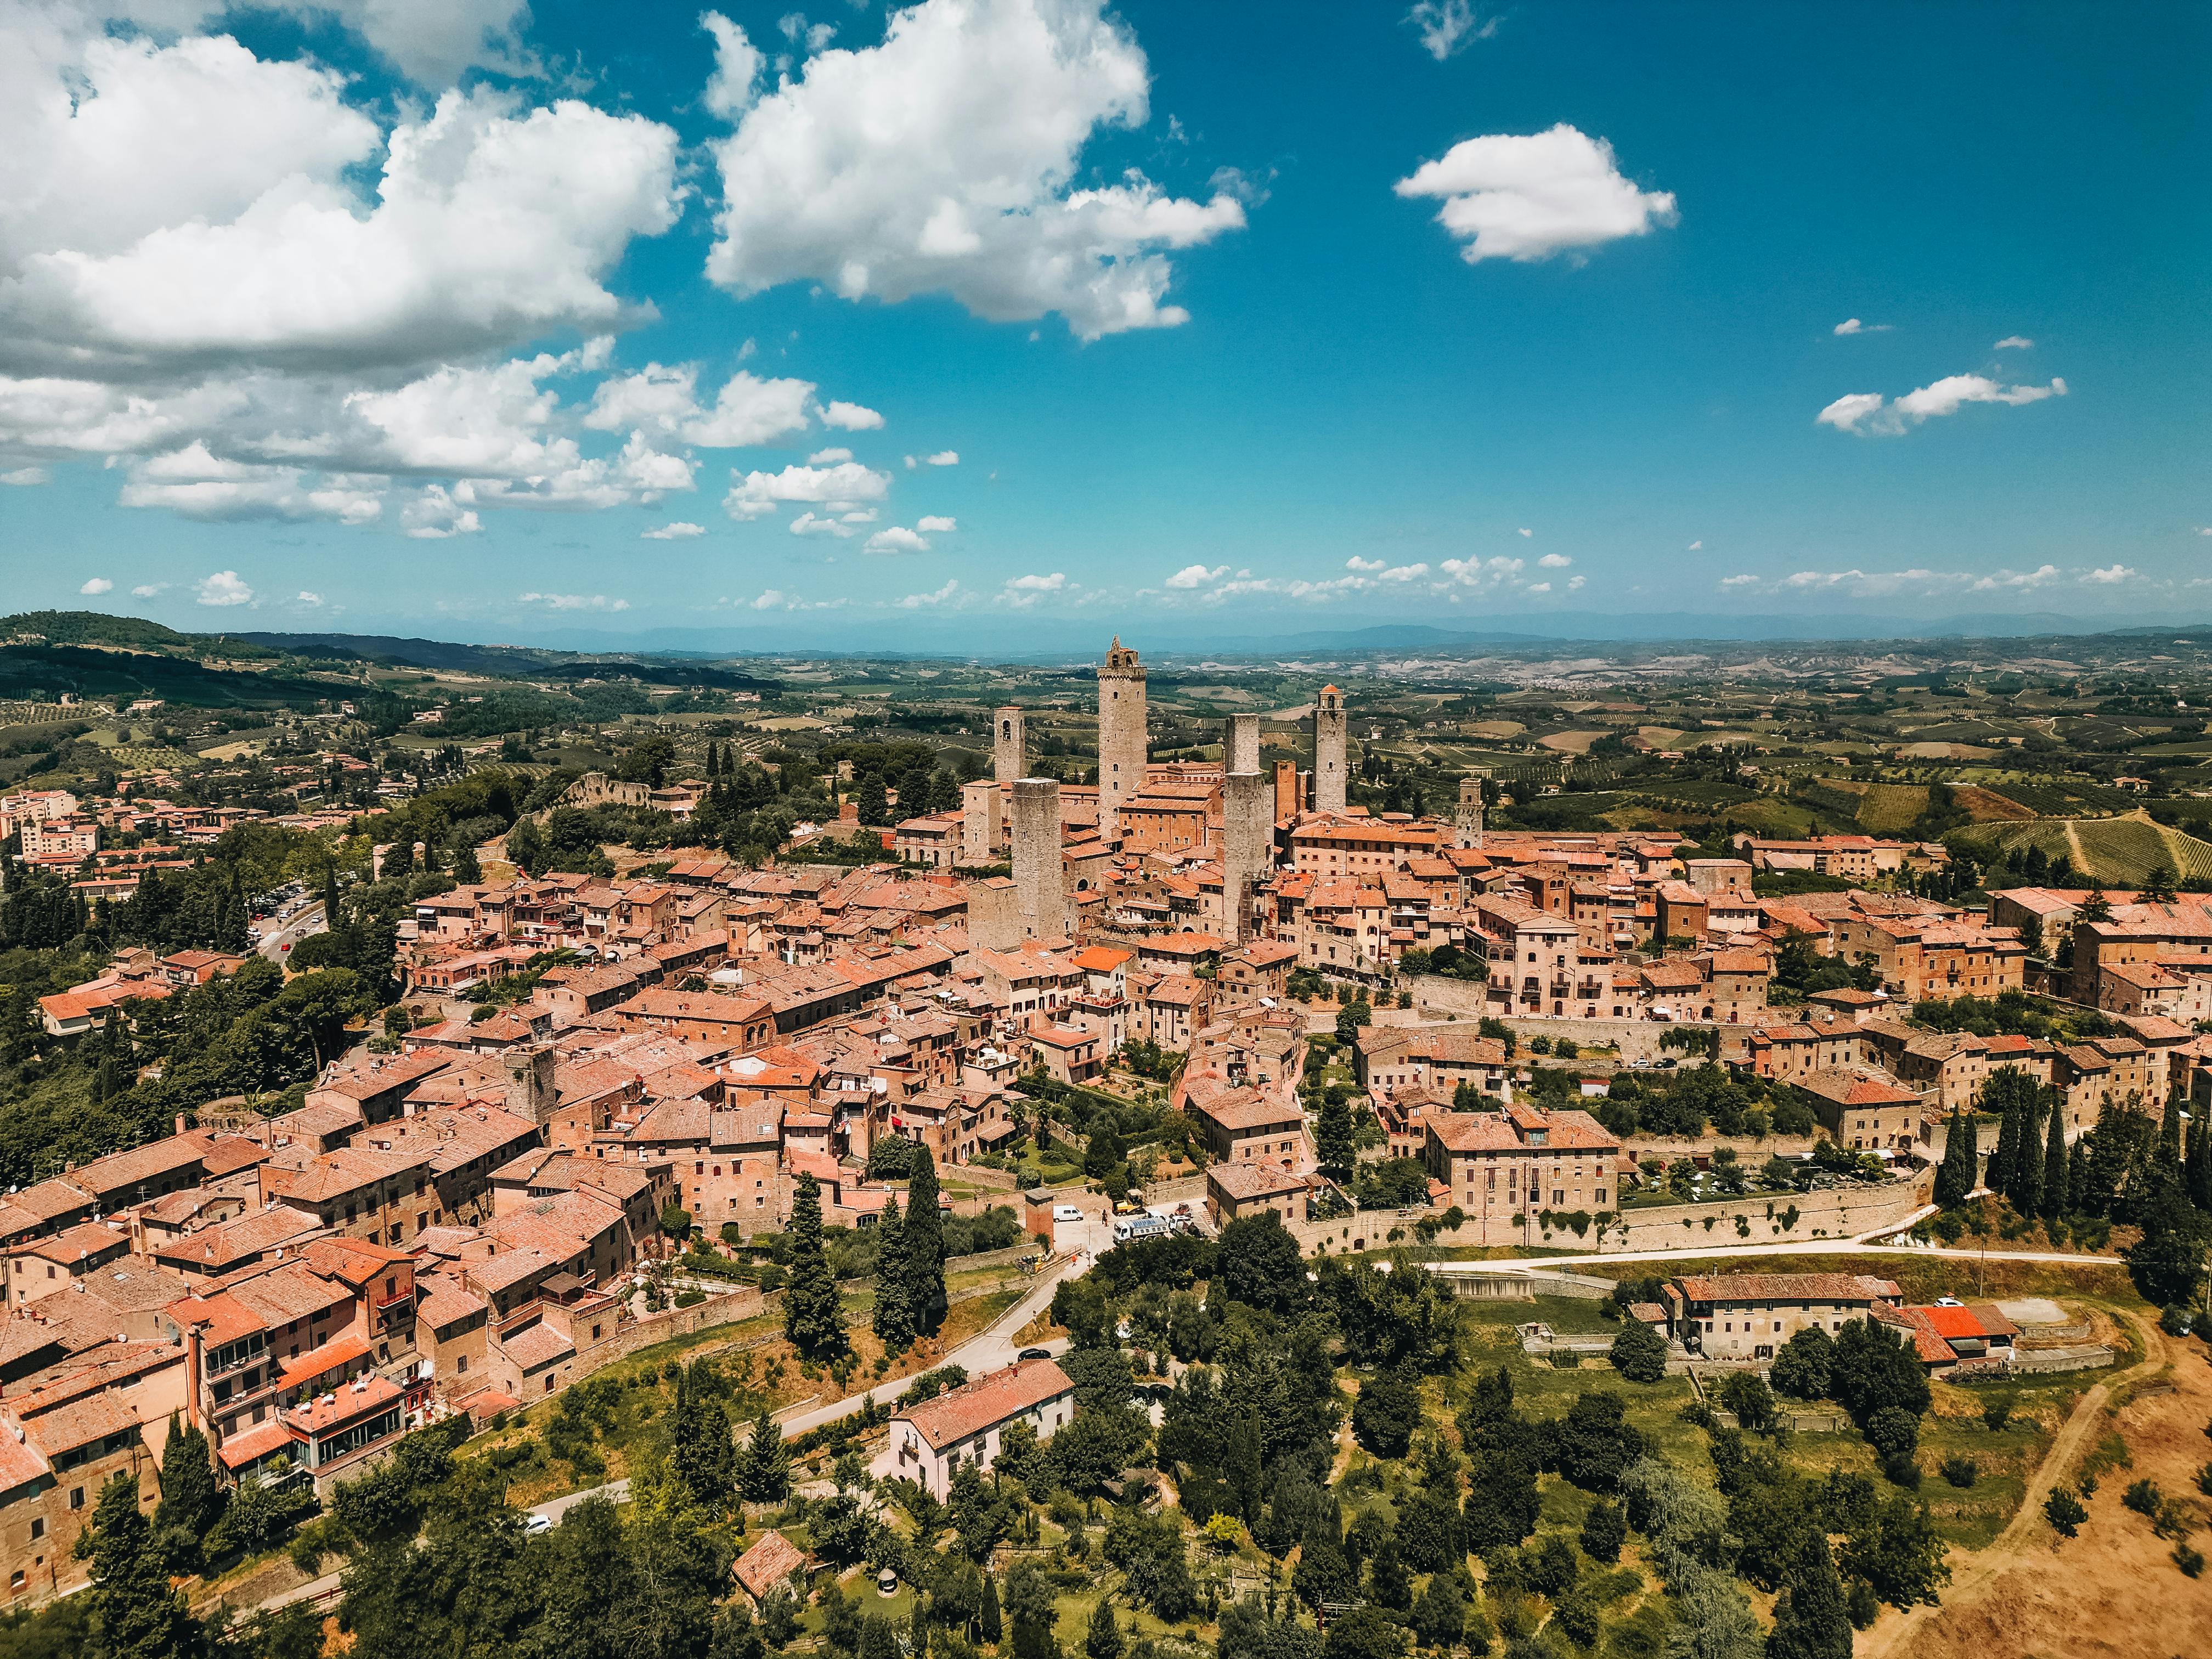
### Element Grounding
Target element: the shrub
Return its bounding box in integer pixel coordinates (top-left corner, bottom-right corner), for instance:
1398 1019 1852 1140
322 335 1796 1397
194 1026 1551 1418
1865 1406 1920 1463
2044 1488 2087 1537
1939 1457 1978 1489
1981 1396 2013 1432
1844 1579 1880 1630
2122 1479 2163 1517
2198 1462 2212 1498
1608 1320 1667 1384
2175 1542 2205 1578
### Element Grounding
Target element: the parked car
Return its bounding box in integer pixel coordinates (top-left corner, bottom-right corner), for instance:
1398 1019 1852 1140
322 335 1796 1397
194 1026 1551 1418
1018 1347 1052 1361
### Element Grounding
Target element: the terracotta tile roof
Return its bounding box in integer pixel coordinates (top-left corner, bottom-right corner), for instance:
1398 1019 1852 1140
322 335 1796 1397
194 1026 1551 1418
500 1322 575 1371
217 1417 300 1470
732 1529 809 1600
895 1358 1073 1451
1874 1304 1957 1364
1206 1164 1310 1201
1675 1273 1900 1305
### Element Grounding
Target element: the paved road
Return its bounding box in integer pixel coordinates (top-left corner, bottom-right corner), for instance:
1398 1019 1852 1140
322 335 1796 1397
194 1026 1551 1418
255 901 325 965
1419 1206 2122 1272
782 1209 1108 1439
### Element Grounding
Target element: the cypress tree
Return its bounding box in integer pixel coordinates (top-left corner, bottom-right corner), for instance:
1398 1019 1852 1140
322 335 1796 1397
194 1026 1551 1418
1934 1109 1974 1207
2186 1111 2212 1211
782 1173 847 1359
1765 1530 1852 1659
978 1575 1002 1644
2157 1090 2185 1167
153 1414 221 1538
2067 1137 2090 1213
2010 1097 2042 1216
739 1409 790 1505
671 1359 735 1513
84 1471 204 1659
2041 1092 2070 1221
1989 1096 2020 1200
905 1147 946 1334
872 1190 916 1352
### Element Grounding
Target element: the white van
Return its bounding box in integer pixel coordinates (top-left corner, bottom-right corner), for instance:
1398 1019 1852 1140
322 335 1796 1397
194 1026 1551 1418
1052 1204 1084 1223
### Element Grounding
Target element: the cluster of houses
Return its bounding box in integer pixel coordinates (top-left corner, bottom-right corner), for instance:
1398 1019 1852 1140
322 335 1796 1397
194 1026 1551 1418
0 649 2162 1606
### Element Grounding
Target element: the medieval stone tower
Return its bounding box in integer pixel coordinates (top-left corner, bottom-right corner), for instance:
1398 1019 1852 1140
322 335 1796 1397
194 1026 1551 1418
1011 777 1065 939
992 706 1025 783
1096 636 1148 843
1314 684 1347 813
1456 774 1485 848
1221 714 1268 944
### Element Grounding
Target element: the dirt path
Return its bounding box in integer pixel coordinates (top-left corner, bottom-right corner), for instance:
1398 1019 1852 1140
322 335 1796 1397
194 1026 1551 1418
1864 1311 2207 1659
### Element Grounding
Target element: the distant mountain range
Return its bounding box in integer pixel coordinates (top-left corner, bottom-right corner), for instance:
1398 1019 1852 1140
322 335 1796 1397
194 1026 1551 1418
8 607 2207 679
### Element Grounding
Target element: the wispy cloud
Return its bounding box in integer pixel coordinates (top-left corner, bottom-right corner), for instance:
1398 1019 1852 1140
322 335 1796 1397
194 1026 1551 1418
642 522 706 540
1406 0 1498 61
519 591 630 611
1832 318 1892 336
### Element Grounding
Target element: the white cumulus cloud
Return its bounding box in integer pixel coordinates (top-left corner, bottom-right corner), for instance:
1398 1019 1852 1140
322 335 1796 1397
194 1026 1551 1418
1 466 50 486
808 447 853 465
1818 374 2067 436
2082 563 2135 585
296 590 323 606
1395 124 1675 264
4 84 681 377
865 524 934 554
916 515 957 533
820 400 885 431
725 461 892 520
642 522 706 540
402 484 481 539
1538 552 1571 568
1993 336 2034 351
195 569 253 606
703 0 1248 339
999 572 1068 607
1719 573 1758 588
924 450 958 466
1832 318 1892 336
79 577 112 594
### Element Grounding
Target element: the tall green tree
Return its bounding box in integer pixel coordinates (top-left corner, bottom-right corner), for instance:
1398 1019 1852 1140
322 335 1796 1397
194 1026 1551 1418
2158 1090 2185 1167
782 1173 848 1359
670 1359 735 1514
904 1146 946 1335
2007 1092 2043 1216
81 1471 204 1659
2040 1092 2070 1221
1765 1530 1853 1659
1316 1092 1355 1182
1083 1605 1125 1659
856 774 889 826
872 1191 916 1351
152 1414 222 1541
1934 1108 1977 1207
739 1410 791 1505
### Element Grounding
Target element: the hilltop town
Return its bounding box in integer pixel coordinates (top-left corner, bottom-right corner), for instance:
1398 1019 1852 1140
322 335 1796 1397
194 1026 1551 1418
0 622 2205 1657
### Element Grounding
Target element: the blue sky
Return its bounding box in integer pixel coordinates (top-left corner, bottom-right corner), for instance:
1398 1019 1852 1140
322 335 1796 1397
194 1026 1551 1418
0 0 2203 647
